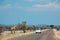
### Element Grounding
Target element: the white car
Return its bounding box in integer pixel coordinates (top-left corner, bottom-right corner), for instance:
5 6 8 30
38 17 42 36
35 28 41 34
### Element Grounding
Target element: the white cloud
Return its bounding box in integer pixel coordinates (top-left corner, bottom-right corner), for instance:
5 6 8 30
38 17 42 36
4 4 12 8
24 0 52 2
32 4 48 8
32 3 60 9
0 4 22 9
24 3 60 11
0 3 60 12
24 0 60 3
24 0 34 2
14 4 23 8
0 4 13 8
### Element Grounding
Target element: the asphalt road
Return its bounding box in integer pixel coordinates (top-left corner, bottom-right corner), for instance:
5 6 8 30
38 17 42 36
9 29 56 40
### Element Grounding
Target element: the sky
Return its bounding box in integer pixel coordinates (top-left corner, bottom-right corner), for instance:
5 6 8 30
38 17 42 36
0 0 60 25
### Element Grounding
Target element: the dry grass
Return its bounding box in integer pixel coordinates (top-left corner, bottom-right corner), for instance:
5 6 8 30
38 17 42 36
0 29 48 40
53 29 60 40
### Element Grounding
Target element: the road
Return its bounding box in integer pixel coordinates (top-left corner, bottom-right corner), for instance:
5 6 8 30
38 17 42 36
8 29 56 40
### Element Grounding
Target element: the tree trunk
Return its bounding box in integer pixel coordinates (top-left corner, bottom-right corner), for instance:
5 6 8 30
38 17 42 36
23 30 26 33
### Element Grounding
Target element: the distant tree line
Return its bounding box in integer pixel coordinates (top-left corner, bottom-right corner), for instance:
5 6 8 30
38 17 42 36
0 22 60 34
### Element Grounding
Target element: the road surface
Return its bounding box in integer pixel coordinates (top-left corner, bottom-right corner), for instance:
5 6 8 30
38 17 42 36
8 29 56 40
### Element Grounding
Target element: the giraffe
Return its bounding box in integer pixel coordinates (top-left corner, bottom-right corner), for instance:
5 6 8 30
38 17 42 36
11 25 17 34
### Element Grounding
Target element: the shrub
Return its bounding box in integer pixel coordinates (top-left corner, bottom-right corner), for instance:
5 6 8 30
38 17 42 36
0 27 3 35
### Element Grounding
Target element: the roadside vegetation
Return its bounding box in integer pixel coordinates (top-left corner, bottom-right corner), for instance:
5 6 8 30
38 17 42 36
0 27 3 35
56 27 60 31
21 21 27 33
0 21 60 35
50 25 54 29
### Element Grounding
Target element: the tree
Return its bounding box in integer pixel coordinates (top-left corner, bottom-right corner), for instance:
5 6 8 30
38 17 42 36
50 25 54 29
16 23 22 30
21 21 27 33
0 27 3 35
32 25 36 30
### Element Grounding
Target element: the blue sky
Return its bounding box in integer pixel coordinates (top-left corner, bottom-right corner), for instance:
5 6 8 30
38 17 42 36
0 0 60 25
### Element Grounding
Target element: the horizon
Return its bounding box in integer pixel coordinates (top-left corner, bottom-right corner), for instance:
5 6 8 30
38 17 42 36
0 0 60 26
